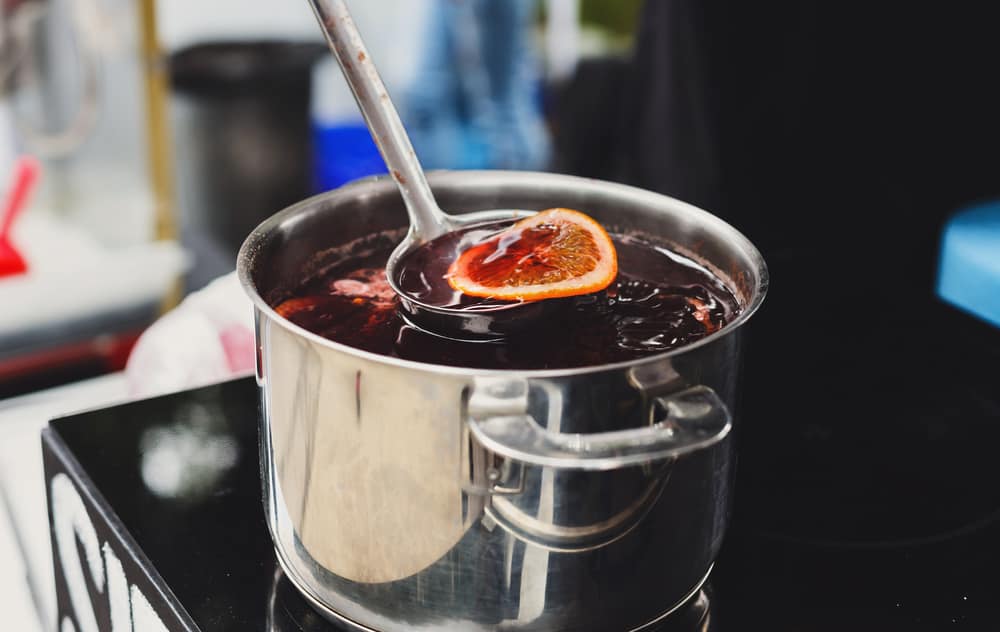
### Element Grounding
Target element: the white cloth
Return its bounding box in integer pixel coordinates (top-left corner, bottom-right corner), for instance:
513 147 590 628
124 272 255 398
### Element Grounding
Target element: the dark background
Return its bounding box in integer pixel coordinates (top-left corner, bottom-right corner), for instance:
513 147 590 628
551 0 1000 588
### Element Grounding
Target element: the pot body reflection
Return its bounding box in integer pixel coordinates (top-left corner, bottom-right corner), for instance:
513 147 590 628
238 171 767 631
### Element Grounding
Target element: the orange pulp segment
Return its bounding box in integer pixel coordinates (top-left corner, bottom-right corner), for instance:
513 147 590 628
447 208 618 301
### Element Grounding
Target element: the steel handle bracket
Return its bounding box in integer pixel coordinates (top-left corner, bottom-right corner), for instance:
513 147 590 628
467 379 731 471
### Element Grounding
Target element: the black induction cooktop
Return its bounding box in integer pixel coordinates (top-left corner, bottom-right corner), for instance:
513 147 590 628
42 297 1000 631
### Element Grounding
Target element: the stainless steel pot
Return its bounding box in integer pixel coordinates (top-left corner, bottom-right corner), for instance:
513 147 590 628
238 171 767 631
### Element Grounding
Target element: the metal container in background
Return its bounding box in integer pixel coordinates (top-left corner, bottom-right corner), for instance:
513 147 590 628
169 41 326 259
238 171 768 631
2 0 176 249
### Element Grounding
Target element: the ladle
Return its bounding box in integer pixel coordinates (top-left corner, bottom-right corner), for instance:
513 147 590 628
307 0 564 338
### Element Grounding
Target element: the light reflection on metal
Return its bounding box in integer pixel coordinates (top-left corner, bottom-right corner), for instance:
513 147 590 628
139 401 238 500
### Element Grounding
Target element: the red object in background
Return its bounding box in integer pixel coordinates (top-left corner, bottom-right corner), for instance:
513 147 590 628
0 330 142 383
0 156 40 278
0 328 144 399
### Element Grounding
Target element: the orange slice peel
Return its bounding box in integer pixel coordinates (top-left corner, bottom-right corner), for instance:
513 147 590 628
447 208 618 301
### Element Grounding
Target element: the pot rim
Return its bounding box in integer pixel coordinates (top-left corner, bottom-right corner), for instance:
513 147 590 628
237 170 769 378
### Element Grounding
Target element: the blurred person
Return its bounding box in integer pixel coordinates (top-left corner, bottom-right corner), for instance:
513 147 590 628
403 0 549 171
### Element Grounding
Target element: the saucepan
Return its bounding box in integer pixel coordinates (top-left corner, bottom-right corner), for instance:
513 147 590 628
238 170 768 631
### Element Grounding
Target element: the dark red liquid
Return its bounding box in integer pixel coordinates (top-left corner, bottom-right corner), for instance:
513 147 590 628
272 228 741 370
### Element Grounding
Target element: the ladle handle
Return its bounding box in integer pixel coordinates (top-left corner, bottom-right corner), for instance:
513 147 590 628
307 0 449 241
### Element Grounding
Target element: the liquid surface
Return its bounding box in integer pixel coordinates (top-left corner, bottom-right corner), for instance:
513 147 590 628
273 228 741 370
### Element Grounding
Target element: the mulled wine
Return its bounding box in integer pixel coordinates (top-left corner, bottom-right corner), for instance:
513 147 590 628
272 226 740 370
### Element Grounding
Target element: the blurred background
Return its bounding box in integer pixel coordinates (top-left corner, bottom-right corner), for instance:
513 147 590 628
3 1 999 396
7 0 994 400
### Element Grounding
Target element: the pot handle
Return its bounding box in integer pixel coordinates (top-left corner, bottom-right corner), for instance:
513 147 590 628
467 380 731 471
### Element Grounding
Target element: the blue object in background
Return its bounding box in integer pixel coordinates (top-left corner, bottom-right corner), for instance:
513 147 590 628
937 200 1000 329
309 0 547 191
312 122 387 191
403 0 550 171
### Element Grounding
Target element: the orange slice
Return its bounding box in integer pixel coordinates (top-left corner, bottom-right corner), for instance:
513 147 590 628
447 208 618 301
